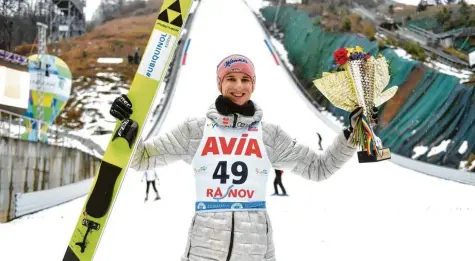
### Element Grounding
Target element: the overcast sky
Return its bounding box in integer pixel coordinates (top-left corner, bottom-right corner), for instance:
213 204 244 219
84 0 101 21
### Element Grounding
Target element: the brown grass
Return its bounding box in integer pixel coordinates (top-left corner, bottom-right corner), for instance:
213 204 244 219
379 65 427 128
292 3 376 38
13 2 166 128
390 3 475 21
14 10 162 86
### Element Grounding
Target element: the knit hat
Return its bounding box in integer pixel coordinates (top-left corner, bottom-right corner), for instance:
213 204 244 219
216 54 256 93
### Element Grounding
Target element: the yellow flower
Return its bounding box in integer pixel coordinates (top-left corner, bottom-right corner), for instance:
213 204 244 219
356 46 364 52
345 47 354 57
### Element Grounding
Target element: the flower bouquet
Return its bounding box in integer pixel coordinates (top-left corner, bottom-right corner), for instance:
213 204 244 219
313 46 398 163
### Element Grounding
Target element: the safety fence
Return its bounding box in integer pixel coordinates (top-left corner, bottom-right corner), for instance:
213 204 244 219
0 109 105 157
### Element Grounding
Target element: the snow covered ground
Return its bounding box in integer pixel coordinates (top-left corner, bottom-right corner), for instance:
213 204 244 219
392 47 473 84
97 57 123 64
62 63 171 152
392 0 475 5
1 0 475 260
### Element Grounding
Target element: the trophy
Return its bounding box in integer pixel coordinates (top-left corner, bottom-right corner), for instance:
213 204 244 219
313 46 398 163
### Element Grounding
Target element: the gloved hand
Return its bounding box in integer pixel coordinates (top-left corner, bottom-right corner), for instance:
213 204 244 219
109 94 139 148
110 94 133 120
344 106 379 140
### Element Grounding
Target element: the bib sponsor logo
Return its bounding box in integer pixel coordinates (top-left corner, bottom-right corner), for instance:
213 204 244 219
201 134 262 158
206 122 218 128
194 166 207 174
255 168 268 175
137 29 175 81
206 185 255 201
146 33 168 77
224 58 249 68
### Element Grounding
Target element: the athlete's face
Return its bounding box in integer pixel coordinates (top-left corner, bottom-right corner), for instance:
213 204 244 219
221 72 253 105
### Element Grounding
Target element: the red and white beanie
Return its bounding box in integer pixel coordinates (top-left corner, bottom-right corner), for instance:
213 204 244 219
216 54 256 93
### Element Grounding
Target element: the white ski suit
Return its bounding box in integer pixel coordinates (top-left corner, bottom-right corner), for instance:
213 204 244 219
131 101 357 261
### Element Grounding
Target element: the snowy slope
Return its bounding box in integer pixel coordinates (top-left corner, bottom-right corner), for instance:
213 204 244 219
1 0 475 261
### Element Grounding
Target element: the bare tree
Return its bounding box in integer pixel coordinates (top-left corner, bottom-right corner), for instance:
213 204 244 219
1 0 22 51
94 0 148 25
0 0 50 51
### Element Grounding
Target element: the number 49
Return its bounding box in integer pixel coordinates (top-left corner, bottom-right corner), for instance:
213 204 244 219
213 161 248 185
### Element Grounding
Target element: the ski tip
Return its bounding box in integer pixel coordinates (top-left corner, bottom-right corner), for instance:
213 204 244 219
63 246 80 261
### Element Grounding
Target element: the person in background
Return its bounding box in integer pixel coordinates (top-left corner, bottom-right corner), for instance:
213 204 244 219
142 169 160 201
272 169 287 196
316 132 323 150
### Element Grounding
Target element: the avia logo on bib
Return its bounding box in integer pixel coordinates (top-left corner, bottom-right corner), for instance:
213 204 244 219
201 134 262 158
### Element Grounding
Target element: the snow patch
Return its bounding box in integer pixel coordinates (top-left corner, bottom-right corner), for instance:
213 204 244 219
426 58 473 84
96 72 122 82
393 48 473 83
97 58 123 64
458 141 468 154
393 47 415 61
412 146 429 159
427 139 451 158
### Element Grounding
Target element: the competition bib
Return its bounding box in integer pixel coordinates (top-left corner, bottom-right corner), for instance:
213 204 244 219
191 118 272 212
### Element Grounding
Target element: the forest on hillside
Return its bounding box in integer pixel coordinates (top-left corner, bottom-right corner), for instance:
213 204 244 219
0 0 162 52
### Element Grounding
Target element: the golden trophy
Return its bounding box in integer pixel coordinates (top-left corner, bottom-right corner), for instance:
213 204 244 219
313 46 398 163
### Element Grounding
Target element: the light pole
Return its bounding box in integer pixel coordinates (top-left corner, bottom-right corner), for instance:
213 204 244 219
36 22 48 142
272 0 283 33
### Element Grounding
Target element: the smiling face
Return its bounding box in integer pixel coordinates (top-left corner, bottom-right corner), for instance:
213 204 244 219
216 54 256 105
221 72 253 105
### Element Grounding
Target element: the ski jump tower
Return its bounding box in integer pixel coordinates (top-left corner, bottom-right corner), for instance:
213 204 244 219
48 0 86 43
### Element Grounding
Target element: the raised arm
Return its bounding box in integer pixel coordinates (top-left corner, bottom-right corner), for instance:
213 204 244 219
262 122 357 181
130 117 205 171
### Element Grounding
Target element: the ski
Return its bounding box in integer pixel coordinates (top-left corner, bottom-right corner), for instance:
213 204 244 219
63 0 193 260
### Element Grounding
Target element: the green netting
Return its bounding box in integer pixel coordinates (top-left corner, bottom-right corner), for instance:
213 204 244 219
262 7 379 86
260 6 475 170
454 37 475 53
380 49 418 87
407 18 441 32
379 71 458 148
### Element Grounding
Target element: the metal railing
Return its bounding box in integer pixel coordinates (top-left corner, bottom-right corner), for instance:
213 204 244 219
0 108 105 158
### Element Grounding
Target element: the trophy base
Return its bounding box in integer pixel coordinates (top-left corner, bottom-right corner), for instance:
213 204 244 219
357 148 391 163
